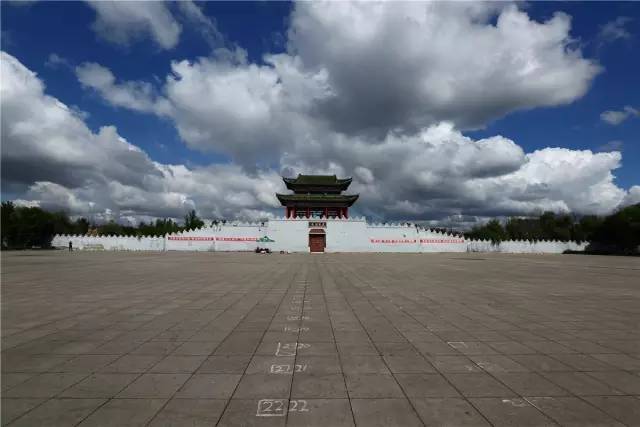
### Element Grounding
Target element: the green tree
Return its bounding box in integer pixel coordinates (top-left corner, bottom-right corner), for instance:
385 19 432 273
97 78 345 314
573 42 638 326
1 204 58 248
184 210 204 230
97 221 124 236
1 201 17 248
466 219 508 243
575 215 603 243
157 218 181 234
505 217 541 240
73 218 90 235
588 204 640 254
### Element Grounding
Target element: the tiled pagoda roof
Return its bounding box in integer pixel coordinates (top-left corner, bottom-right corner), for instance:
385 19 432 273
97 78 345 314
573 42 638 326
283 174 352 192
276 193 359 206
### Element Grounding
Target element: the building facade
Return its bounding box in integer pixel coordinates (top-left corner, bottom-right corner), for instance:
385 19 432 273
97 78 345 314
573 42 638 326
52 175 589 254
276 174 358 219
276 175 359 252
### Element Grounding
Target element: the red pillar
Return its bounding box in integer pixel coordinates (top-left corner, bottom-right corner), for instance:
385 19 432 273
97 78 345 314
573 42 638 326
344 207 348 218
306 207 310 218
292 207 296 218
324 207 328 218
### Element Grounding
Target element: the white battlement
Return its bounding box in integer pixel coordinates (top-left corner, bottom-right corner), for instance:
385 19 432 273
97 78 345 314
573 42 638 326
52 219 588 254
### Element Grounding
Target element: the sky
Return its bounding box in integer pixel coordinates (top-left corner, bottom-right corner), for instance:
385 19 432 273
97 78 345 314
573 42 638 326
1 1 639 227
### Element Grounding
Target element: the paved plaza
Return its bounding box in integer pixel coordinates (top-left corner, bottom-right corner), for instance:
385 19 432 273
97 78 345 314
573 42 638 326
1 251 640 426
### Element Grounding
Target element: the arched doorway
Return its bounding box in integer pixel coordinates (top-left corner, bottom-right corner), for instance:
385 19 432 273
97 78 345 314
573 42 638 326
309 229 326 253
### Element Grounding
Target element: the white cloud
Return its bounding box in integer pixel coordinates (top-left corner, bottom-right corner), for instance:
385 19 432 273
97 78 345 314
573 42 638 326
600 106 639 125
287 2 600 134
76 62 171 115
1 51 282 223
86 0 182 50
163 50 330 166
598 16 633 44
487 148 626 216
85 0 222 51
80 2 601 158
278 124 625 218
44 53 72 70
176 0 223 48
3 2 636 223
622 186 640 207
598 140 624 153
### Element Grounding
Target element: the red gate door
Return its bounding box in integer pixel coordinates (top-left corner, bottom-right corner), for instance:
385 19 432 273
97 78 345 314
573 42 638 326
309 232 325 252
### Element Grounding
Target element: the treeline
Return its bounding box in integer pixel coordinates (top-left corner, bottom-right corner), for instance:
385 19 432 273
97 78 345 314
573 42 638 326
465 204 640 255
2 201 639 254
1 202 209 249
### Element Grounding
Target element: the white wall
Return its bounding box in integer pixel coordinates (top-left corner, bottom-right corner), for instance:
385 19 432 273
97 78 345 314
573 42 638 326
466 239 494 253
419 229 467 253
165 223 265 251
52 219 589 254
367 223 420 253
165 226 216 251
467 239 588 254
327 218 370 252
215 222 266 252
269 218 310 252
51 234 164 251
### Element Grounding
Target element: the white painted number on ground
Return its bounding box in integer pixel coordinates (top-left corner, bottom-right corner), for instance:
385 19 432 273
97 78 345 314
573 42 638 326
286 315 310 321
256 399 309 417
289 399 309 412
256 399 286 417
270 364 291 374
275 342 311 356
284 326 309 333
269 363 308 374
275 342 296 356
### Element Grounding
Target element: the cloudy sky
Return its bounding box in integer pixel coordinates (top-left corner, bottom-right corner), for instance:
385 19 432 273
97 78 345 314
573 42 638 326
2 1 639 226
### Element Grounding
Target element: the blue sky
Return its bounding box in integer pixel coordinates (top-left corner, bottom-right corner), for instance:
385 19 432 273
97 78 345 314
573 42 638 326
1 1 639 224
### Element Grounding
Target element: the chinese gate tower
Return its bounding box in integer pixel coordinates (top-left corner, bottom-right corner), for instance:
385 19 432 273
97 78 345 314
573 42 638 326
276 174 359 219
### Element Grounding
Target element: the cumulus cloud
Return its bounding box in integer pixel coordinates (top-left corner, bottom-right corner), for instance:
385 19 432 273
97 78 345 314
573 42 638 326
598 16 633 44
76 62 171 115
600 106 639 125
277 124 626 218
622 186 640 207
86 0 222 51
1 51 282 223
44 53 73 70
176 0 223 48
79 2 601 155
87 0 182 50
287 2 600 134
3 2 636 223
164 50 331 166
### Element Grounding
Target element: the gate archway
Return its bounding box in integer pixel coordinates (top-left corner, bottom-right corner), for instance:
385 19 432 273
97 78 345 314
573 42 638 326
309 228 326 253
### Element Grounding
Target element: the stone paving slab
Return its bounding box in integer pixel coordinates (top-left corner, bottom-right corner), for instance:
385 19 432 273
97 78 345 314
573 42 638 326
1 251 639 426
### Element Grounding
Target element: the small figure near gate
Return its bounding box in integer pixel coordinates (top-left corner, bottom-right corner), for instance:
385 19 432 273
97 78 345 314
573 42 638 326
68 241 73 252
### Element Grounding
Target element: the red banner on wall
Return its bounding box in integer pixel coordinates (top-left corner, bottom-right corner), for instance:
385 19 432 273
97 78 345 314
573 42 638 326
167 236 258 241
420 238 465 244
370 239 417 244
216 237 258 241
168 236 215 241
